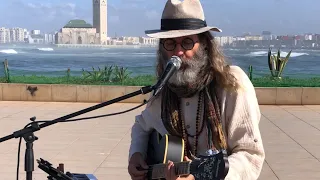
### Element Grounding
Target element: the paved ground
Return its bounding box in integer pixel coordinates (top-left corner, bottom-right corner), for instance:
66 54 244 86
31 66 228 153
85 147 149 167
0 101 320 180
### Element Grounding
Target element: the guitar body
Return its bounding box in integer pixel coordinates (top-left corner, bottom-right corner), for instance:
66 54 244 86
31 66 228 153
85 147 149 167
145 130 229 180
146 130 185 179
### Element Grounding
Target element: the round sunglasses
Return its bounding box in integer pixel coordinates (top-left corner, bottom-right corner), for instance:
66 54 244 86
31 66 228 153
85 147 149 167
160 38 198 51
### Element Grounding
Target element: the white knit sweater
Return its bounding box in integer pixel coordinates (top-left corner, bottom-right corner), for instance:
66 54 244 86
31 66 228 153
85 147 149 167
129 65 265 180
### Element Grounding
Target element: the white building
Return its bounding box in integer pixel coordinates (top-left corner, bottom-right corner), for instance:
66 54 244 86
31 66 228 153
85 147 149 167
0 27 6 43
31 30 41 35
9 29 16 42
48 34 54 43
44 33 55 44
234 37 246 41
27 34 44 44
118 37 140 45
5 29 10 43
215 36 234 46
305 34 313 40
262 31 272 40
139 37 159 45
244 35 263 41
24 29 29 41
0 27 25 43
13 28 24 42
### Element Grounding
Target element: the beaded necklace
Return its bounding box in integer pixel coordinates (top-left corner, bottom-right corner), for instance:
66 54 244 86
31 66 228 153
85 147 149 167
179 91 204 156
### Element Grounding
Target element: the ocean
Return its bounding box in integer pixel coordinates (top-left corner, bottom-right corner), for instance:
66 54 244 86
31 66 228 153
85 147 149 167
0 44 319 79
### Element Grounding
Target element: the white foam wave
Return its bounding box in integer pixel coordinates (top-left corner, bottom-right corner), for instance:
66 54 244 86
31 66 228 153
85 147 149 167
132 53 155 55
281 52 308 57
38 48 54 51
249 51 267 56
0 49 18 54
248 51 308 57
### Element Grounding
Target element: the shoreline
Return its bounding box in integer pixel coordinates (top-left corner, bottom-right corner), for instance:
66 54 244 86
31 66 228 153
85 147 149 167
1 43 319 50
54 44 157 48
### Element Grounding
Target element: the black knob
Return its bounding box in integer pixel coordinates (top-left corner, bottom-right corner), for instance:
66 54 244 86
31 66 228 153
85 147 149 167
30 116 36 121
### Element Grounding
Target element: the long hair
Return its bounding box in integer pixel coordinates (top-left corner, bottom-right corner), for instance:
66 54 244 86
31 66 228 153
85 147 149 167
156 31 239 92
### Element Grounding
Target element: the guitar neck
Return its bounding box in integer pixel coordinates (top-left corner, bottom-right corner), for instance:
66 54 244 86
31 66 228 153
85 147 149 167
150 161 191 179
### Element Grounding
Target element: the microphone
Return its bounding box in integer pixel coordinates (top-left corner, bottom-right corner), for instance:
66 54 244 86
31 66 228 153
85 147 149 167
153 56 182 96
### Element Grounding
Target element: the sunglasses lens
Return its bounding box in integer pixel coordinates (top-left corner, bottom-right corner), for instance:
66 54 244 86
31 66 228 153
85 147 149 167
163 39 175 51
162 38 195 51
182 38 194 50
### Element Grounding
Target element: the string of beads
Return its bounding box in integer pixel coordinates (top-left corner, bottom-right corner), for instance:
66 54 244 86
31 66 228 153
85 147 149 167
180 91 203 156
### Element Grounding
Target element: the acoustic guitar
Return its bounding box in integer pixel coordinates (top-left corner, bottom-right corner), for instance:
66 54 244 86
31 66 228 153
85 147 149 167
141 130 229 180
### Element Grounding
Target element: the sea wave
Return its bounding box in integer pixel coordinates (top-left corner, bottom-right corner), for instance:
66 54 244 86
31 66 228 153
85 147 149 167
0 49 18 54
37 48 54 51
249 51 267 56
280 52 309 57
248 51 308 57
132 53 155 55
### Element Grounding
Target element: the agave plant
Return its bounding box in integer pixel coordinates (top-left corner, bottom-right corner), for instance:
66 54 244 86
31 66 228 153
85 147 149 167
113 65 131 84
268 48 292 79
82 66 111 81
103 65 114 82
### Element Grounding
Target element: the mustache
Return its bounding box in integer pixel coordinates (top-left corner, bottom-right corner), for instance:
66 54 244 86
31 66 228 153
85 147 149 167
158 44 207 74
179 60 193 70
178 51 207 70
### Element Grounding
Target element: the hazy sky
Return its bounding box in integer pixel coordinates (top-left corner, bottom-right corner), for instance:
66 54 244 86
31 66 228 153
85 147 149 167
0 0 319 37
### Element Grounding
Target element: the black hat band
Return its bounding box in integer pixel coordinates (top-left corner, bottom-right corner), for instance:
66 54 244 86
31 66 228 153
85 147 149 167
161 18 207 30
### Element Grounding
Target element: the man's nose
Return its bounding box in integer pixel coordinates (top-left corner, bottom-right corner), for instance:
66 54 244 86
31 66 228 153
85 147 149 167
173 44 184 56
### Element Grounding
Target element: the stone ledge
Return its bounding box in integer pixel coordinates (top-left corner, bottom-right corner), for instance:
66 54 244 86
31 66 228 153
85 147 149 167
0 83 150 104
0 83 319 105
0 84 2 101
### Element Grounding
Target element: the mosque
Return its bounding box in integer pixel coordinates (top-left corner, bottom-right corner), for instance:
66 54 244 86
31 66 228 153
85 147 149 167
55 0 108 45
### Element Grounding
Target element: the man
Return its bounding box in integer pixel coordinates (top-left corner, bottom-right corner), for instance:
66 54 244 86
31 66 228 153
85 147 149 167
128 0 265 180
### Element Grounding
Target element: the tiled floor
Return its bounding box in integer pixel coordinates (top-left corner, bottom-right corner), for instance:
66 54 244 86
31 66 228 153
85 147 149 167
0 101 320 180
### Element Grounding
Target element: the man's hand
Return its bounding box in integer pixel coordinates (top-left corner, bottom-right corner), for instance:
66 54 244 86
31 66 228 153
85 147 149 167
128 152 149 180
165 156 195 180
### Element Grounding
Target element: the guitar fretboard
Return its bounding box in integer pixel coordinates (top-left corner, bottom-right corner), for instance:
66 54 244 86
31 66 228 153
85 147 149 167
151 161 191 179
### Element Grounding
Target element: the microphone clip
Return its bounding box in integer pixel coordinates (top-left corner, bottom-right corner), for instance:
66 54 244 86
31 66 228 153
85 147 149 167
152 56 182 97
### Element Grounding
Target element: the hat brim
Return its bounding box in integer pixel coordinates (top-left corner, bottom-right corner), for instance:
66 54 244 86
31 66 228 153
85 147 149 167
145 26 222 39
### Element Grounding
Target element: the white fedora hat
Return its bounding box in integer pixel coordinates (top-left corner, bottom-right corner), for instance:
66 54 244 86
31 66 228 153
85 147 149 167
145 0 222 39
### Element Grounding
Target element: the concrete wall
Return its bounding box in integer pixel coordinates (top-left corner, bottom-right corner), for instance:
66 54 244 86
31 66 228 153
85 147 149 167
0 83 319 105
255 87 320 105
0 83 150 104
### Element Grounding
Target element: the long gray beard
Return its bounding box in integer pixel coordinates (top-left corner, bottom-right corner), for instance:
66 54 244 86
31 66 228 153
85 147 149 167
166 46 208 86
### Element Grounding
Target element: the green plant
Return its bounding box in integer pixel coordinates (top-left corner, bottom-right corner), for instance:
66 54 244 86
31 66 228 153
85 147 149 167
3 59 10 83
82 66 102 81
66 68 71 83
248 65 253 80
268 48 292 79
113 65 131 84
103 65 114 82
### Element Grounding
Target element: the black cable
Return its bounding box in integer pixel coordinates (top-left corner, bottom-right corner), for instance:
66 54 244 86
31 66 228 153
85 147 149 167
15 98 151 180
63 99 148 122
17 137 21 180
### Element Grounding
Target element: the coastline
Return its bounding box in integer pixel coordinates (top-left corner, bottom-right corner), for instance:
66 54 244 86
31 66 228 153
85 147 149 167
54 44 158 48
1 43 319 50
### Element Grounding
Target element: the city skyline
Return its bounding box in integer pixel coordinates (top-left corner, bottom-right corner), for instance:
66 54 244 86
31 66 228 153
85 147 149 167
0 0 319 37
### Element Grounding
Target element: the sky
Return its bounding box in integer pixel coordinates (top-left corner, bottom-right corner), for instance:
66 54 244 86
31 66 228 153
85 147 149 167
0 0 319 37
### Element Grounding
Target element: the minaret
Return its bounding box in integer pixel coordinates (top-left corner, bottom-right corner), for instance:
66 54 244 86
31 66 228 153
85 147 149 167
93 0 107 44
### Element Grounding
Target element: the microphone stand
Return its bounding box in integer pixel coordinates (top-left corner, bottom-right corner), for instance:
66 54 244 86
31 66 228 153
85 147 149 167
0 85 155 180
